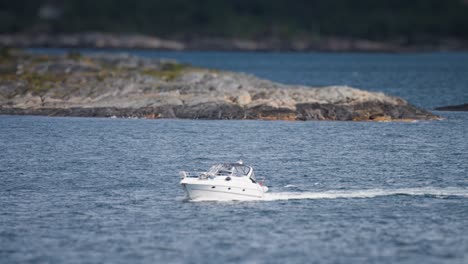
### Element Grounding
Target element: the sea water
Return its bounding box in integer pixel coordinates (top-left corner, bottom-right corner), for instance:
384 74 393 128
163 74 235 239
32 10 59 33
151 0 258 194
1 51 467 263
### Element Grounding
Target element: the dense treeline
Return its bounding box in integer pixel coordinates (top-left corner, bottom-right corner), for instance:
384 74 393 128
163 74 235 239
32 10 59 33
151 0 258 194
1 0 468 40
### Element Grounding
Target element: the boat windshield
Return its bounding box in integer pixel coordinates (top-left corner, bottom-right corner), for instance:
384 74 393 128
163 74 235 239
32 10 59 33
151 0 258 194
208 163 251 177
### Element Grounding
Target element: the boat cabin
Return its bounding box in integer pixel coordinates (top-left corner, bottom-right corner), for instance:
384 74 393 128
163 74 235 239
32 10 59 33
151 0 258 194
208 163 255 180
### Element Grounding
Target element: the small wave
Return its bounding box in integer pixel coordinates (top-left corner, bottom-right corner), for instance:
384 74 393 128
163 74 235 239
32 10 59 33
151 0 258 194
262 187 468 201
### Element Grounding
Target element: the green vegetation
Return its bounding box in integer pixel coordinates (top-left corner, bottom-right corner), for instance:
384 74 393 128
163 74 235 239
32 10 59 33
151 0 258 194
66 50 82 61
30 55 53 63
0 47 12 60
1 0 468 41
0 48 15 73
21 72 62 95
142 63 190 81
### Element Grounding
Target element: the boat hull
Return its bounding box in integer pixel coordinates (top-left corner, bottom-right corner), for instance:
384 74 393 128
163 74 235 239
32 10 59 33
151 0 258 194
181 182 265 201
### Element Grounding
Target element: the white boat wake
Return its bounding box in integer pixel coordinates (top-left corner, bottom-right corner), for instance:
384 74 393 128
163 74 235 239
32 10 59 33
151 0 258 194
261 187 468 201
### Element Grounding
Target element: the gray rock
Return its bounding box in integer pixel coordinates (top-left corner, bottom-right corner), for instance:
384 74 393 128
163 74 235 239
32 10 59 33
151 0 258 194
0 52 439 121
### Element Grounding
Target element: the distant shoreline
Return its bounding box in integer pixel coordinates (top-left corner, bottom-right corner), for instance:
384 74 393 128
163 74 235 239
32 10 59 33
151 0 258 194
435 104 468 112
2 33 468 53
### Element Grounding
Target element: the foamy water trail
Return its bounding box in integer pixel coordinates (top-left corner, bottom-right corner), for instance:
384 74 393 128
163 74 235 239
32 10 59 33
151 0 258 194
262 187 468 201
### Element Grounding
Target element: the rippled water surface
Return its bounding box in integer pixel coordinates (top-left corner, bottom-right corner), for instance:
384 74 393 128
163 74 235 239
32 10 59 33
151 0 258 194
2 51 468 263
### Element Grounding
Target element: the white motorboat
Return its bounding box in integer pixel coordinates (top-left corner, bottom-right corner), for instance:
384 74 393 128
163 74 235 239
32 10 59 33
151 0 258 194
179 161 268 201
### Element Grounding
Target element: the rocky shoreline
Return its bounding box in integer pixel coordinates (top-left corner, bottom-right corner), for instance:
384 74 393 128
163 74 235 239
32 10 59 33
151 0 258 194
1 33 467 52
0 50 438 121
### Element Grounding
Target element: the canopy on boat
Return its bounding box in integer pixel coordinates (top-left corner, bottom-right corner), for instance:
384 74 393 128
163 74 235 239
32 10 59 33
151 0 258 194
208 163 254 178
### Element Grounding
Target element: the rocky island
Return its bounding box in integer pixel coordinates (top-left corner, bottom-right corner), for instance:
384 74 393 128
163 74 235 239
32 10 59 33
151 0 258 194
0 50 438 121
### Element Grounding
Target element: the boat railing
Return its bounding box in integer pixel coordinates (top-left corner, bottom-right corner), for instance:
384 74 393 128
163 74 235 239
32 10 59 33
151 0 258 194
179 171 216 179
179 171 199 179
258 177 266 186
